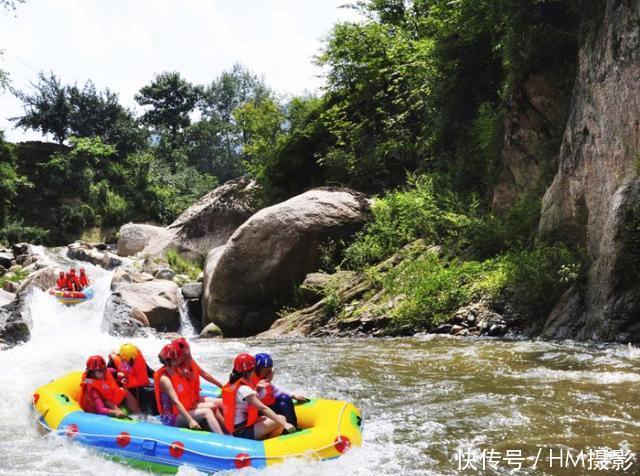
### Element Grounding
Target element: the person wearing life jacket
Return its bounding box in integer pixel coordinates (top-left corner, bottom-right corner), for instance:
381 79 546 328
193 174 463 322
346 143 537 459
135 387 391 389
79 355 140 417
56 271 68 290
108 343 156 414
222 353 295 440
78 267 90 289
66 268 81 292
173 337 223 396
153 343 223 433
171 337 226 428
252 353 308 427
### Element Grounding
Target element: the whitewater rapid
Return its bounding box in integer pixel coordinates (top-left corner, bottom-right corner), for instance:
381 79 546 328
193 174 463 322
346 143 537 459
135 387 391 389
0 247 639 475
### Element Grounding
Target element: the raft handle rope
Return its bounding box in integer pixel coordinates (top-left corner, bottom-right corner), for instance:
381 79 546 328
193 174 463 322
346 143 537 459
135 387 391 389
32 397 352 462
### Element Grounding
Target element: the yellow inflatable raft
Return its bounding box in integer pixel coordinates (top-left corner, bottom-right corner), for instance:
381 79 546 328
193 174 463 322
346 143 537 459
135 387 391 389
32 371 363 473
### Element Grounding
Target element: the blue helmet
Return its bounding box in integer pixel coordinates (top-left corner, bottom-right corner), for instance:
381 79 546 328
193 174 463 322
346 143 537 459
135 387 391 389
255 353 273 369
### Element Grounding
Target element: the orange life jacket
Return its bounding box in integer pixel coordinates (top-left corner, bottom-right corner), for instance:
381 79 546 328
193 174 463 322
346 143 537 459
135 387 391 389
177 359 201 400
221 378 259 433
79 370 126 413
153 367 198 418
112 351 150 389
250 373 276 406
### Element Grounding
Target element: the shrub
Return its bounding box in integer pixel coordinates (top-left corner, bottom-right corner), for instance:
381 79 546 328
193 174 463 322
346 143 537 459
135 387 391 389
165 249 202 281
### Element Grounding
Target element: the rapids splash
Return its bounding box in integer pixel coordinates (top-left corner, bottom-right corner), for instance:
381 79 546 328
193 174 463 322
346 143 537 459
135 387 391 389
1 249 639 475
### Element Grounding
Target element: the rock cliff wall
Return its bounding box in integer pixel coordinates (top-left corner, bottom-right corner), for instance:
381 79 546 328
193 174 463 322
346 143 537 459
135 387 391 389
539 0 640 342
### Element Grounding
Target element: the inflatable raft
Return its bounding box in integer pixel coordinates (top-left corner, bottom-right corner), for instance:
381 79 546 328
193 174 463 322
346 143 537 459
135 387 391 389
32 371 363 473
47 287 94 305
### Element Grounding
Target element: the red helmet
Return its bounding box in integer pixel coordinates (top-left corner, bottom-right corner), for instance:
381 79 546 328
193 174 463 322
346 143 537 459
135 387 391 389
59 271 65 277
86 355 106 371
233 353 256 373
159 343 182 363
79 267 86 274
173 337 190 352
70 268 76 274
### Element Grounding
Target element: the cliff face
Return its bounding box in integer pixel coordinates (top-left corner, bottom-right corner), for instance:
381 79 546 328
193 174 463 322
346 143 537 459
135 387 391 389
539 0 640 342
491 74 570 214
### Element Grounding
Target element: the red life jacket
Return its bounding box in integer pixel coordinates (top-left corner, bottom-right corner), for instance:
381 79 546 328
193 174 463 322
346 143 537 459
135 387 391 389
221 378 259 433
67 273 81 291
79 274 89 288
250 373 276 406
79 370 126 413
153 367 198 418
112 351 150 389
178 360 201 400
56 277 67 290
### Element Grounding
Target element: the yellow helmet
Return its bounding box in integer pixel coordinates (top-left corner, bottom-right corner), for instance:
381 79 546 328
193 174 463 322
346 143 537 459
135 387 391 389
119 343 138 362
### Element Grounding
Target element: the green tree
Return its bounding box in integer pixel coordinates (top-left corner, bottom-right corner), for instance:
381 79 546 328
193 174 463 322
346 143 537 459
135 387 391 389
12 72 70 143
12 73 145 153
184 64 270 181
135 71 201 152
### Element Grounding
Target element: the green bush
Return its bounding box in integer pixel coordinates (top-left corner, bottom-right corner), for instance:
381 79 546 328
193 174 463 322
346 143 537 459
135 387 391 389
165 249 202 281
342 174 469 268
501 244 582 320
0 216 49 244
381 251 505 330
371 243 581 333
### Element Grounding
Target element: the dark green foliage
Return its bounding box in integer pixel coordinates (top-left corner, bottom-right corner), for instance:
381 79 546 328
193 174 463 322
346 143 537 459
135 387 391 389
12 73 145 154
135 71 201 152
12 72 70 143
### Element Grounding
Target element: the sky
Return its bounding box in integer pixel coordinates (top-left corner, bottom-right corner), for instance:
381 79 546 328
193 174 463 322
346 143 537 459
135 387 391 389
0 0 361 142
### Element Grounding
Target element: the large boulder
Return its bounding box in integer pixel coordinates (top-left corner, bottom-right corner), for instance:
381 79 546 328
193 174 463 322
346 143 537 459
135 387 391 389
203 188 370 336
0 302 30 347
117 224 168 257
102 293 149 337
112 281 180 332
141 177 259 260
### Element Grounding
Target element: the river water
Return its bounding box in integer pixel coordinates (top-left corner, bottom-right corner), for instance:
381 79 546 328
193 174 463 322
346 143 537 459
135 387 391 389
0 255 639 475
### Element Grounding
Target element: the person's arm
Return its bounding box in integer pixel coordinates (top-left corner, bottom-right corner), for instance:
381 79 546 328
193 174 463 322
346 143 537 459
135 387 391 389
246 393 295 433
90 389 125 418
160 375 201 430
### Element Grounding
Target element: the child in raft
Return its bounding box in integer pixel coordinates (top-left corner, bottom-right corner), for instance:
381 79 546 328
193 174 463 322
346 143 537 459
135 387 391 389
221 353 295 440
108 343 157 414
252 353 309 427
79 355 140 418
154 343 224 433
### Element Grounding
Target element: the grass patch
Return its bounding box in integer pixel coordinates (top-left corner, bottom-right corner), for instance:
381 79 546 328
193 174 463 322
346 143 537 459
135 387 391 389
371 243 581 334
165 249 202 281
0 268 29 290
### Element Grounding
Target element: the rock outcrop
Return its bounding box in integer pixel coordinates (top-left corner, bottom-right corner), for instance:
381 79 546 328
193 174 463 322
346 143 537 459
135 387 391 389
539 1 640 342
117 224 168 257
203 188 370 336
68 242 127 269
118 177 259 260
491 74 572 214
